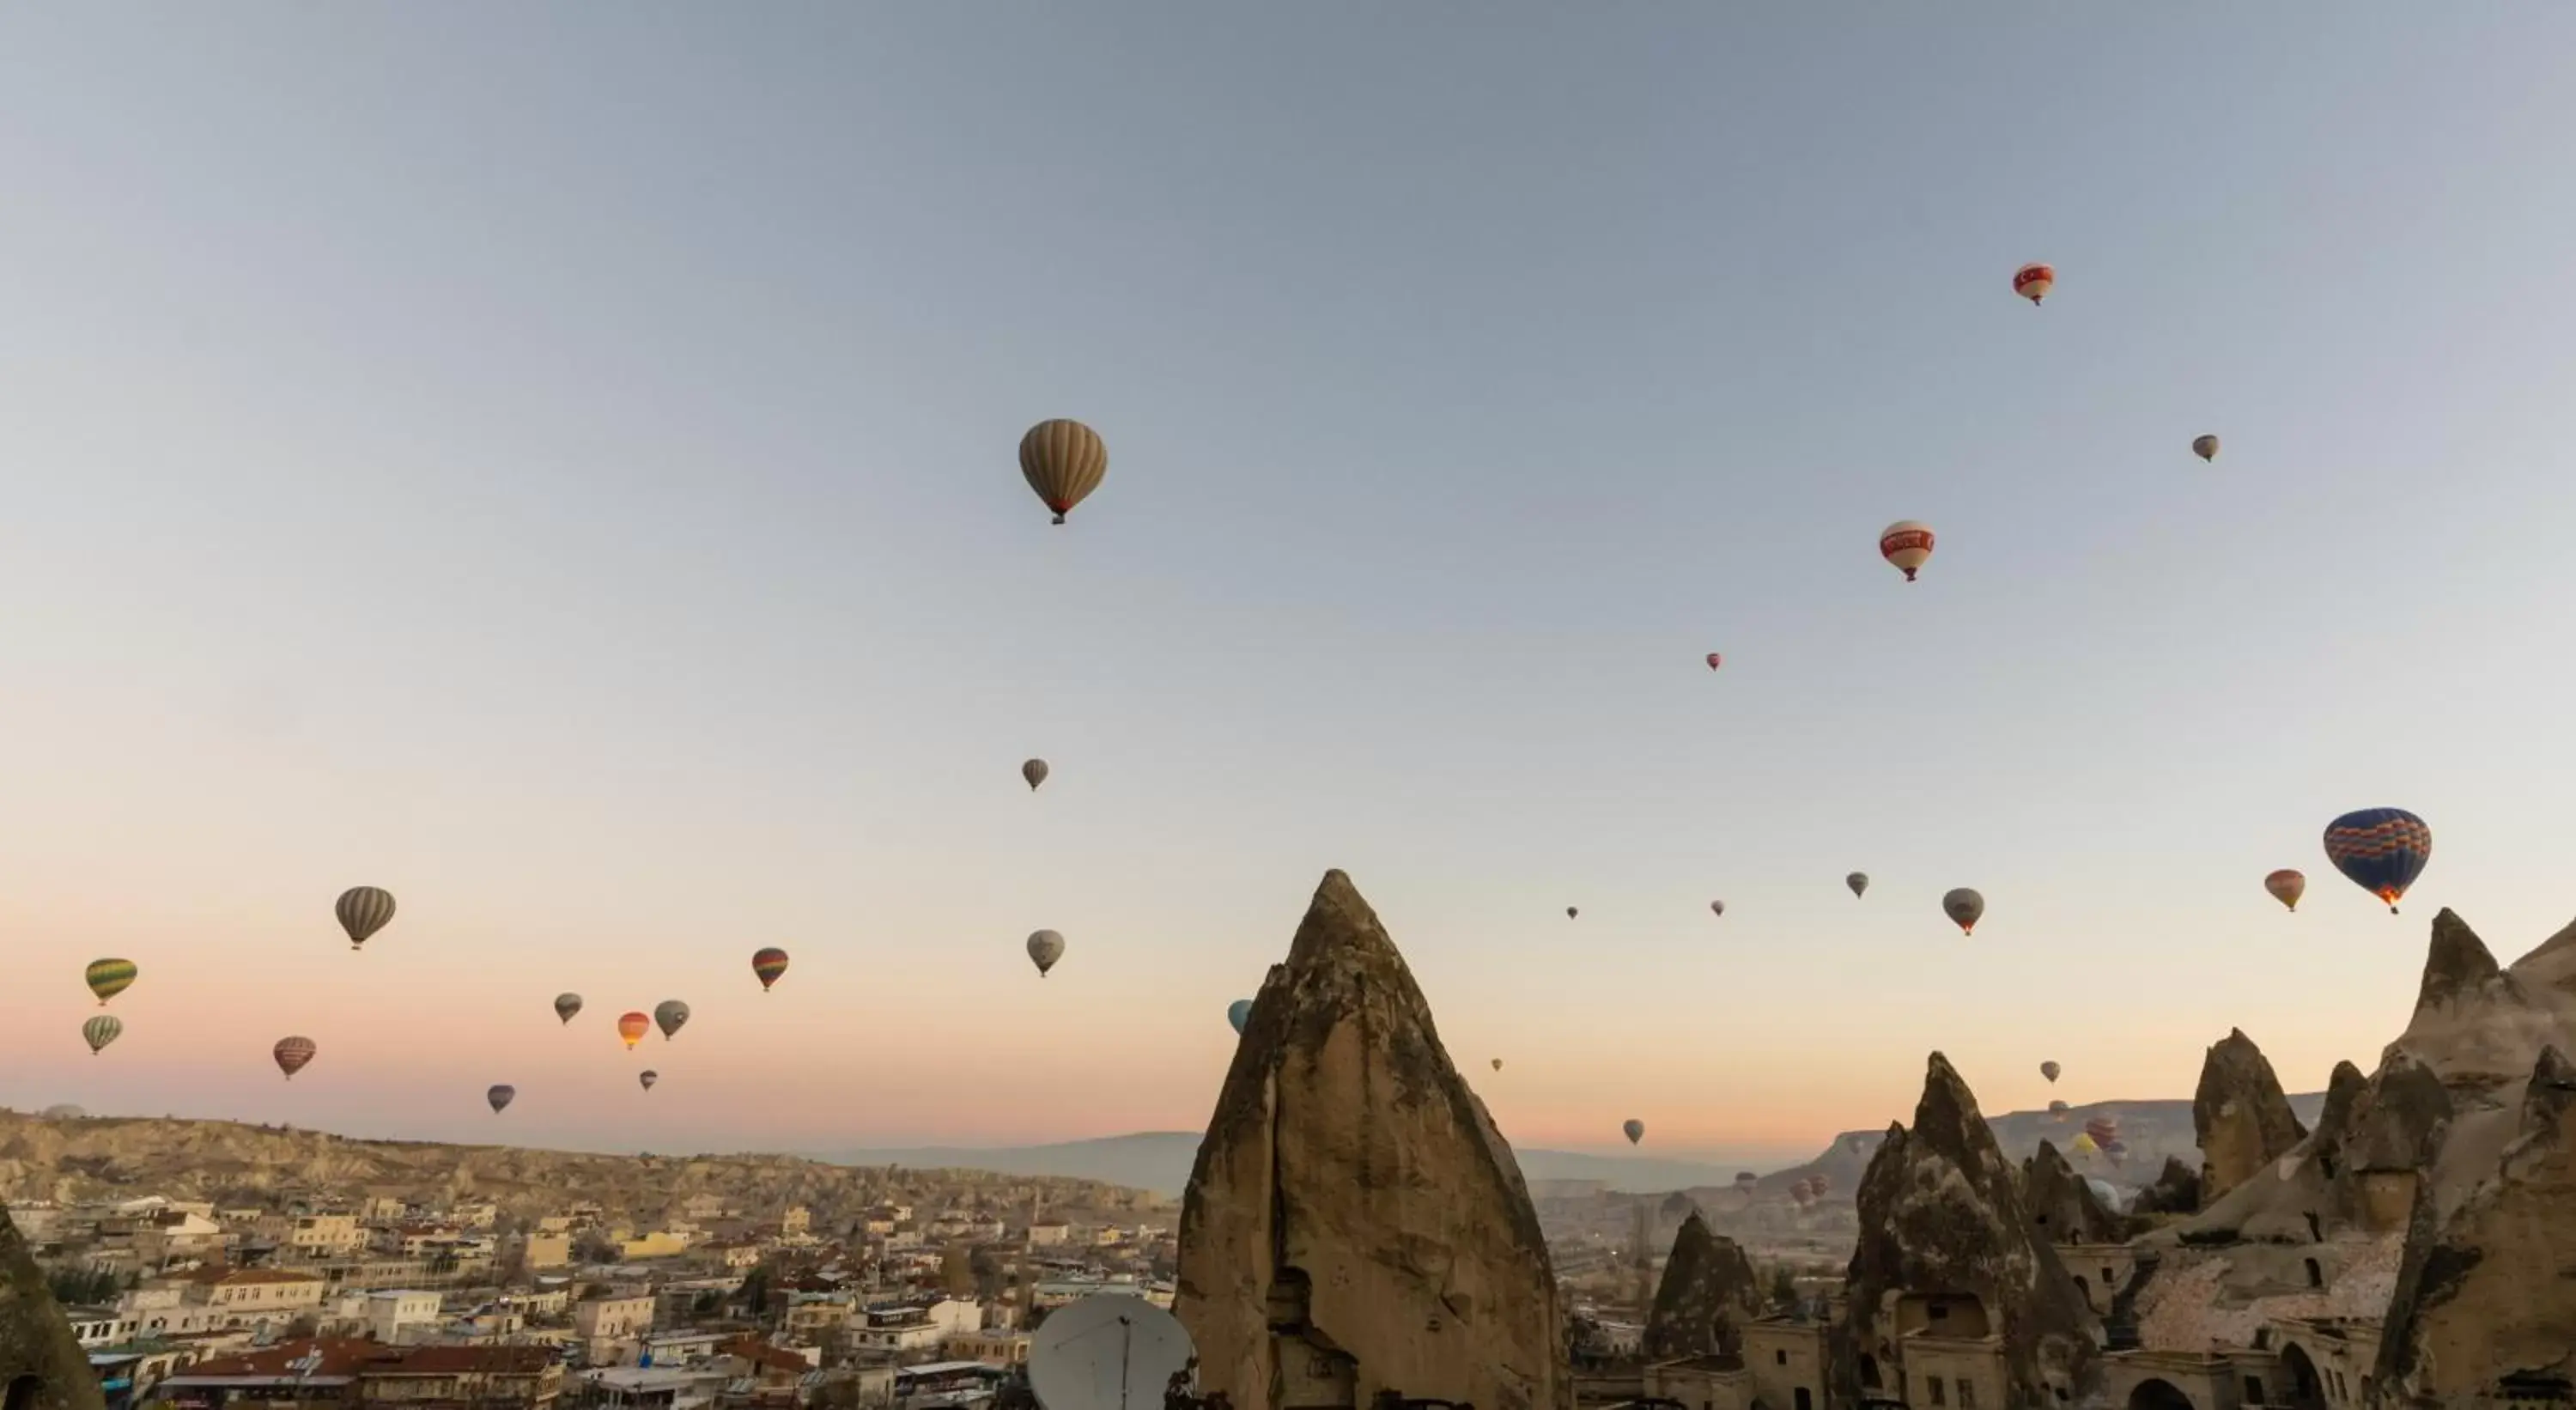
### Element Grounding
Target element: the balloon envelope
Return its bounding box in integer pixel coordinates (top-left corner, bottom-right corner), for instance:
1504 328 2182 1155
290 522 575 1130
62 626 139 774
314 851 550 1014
554 993 583 1024
336 886 396 951
2014 262 2055 304
274 1036 317 1079
1847 872 1869 898
1027 930 1066 976
617 1012 650 1049
1566 906 1579 919
82 1016 122 1054
640 1071 659 1091
2193 434 2221 462
1705 653 1722 671
2048 1100 2070 1117
85 958 137 1006
1492 1059 1503 1072
1622 1119 1645 1146
2041 1061 2061 1084
752 948 790 992
2265 869 2306 913
1022 758 1049 791
487 1085 515 1114
1018 419 1107 525
1226 1000 1254 1036
1942 887 1985 935
2323 808 2432 912
1709 899 1726 918
1879 521 1935 580
653 1000 690 1039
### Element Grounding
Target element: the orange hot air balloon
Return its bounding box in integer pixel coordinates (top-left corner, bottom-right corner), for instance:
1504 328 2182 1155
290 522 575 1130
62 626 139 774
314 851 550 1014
617 1012 650 1049
2265 869 2306 912
2013 262 2055 305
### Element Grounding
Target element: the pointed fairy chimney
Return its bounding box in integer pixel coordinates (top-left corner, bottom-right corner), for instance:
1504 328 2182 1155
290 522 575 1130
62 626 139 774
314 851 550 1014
1175 870 1568 1410
1 1206 107 1410
2192 1029 2307 1204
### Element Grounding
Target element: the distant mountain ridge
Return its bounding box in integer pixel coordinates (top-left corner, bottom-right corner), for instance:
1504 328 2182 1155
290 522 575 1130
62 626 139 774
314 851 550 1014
820 1091 2322 1196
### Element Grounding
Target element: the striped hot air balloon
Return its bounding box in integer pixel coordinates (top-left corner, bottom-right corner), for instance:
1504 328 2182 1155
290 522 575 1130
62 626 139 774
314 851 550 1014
82 1016 123 1055
336 886 396 951
752 948 790 992
2014 262 2055 305
2323 808 2432 913
85 958 138 1006
1019 419 1107 526
274 1036 317 1079
617 1012 650 1049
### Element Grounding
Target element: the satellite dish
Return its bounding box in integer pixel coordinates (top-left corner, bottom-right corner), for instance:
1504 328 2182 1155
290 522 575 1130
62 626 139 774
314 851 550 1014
1030 1293 1196 1410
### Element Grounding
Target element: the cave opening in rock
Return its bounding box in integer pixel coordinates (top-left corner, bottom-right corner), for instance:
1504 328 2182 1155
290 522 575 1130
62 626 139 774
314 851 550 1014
4 1376 40 1410
2126 1378 2196 1410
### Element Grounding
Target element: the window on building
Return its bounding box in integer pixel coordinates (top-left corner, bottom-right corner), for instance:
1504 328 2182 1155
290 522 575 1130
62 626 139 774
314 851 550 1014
1795 1390 1812 1410
1960 1381 1978 1410
1929 1302 1948 1321
2101 1267 2116 1284
1777 1351 1789 1366
1930 1377 1947 1406
2305 1257 2324 1289
2245 1376 2266 1404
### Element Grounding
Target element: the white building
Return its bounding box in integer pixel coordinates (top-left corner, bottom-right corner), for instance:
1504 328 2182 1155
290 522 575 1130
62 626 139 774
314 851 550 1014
367 1289 444 1345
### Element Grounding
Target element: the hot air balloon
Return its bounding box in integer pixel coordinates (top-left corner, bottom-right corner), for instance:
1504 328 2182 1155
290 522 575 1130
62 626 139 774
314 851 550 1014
1942 888 1985 935
1026 930 1065 977
1710 899 1726 918
2323 808 2432 913
2265 869 2306 913
1734 1171 1757 1191
82 1016 121 1055
653 1000 690 1040
2071 1132 2099 1156
336 886 396 951
2103 1142 2130 1168
487 1085 515 1115
1705 653 1722 672
1623 1119 1645 1146
2013 262 2055 305
1790 1178 1814 1206
1809 1173 1832 1198
2085 1115 2121 1147
84 959 137 1006
617 1012 649 1049
1847 872 1869 898
2040 1061 2061 1084
1879 521 1935 581
1227 1000 1254 1036
1019 419 1107 526
2085 1176 2123 1210
2192 435 2221 463
640 1071 659 1091
1022 759 1049 791
2048 1099 2070 1119
554 994 583 1024
1492 1059 1504 1072
1566 906 1580 920
274 1036 317 1079
752 948 790 992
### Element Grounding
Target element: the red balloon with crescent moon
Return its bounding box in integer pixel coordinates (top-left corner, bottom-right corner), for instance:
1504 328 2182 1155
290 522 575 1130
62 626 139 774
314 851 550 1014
2014 262 2055 305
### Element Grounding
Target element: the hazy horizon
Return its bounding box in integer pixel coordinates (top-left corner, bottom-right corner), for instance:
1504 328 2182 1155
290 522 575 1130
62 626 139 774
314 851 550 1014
6 5 2575 1157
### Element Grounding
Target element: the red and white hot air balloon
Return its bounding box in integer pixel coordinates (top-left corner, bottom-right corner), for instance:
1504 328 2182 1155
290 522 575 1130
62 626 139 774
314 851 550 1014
2013 263 2055 306
1705 653 1722 672
1880 520 1935 581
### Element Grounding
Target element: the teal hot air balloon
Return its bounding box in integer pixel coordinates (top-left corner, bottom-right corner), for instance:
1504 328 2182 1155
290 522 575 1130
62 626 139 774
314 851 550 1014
1226 1000 1254 1035
2323 807 2432 913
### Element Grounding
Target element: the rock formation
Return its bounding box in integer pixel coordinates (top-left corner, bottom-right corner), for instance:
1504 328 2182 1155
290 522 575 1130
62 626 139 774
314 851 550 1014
1175 870 1567 1410
2192 1027 2307 1204
2022 1140 2127 1243
2128 1155 2201 1216
1643 1211 1764 1359
1829 1054 2099 1408
1 1206 106 1410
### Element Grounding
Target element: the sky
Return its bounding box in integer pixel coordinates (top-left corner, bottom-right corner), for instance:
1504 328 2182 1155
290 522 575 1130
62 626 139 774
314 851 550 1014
5 4 2576 1173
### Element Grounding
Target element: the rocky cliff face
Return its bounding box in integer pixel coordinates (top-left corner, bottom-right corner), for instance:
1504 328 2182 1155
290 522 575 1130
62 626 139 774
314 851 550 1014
1 1205 106 1410
1829 1054 2099 1407
1643 1212 1764 1359
1175 871 1567 1410
2130 1157 2202 1216
2193 1028 2307 1205
2023 1140 2126 1243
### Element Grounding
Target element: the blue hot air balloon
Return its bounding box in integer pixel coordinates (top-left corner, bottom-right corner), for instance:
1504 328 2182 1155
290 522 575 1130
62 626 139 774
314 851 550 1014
2323 807 2432 914
1226 1000 1254 1036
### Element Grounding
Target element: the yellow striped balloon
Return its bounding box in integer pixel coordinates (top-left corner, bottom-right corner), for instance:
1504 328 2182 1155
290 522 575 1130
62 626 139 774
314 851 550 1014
85 958 138 1006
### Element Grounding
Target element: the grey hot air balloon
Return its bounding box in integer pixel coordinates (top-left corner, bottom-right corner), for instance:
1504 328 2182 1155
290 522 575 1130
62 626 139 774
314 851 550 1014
336 885 397 951
1622 1119 1645 1146
1942 887 1985 936
640 1071 659 1091
1019 419 1107 526
487 1085 516 1115
554 994 583 1025
82 1015 122 1055
2192 434 2220 463
653 1000 690 1040
2041 1060 2062 1084
1022 758 1049 791
1566 906 1579 920
1709 899 1726 918
1492 1058 1503 1072
1027 930 1066 977
1846 872 1869 899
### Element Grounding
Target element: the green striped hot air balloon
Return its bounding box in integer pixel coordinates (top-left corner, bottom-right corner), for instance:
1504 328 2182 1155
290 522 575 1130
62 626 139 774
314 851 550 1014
85 958 138 1006
83 1016 123 1055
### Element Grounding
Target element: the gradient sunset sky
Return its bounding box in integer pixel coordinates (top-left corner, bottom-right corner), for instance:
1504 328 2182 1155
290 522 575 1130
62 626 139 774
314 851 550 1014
5 5 2576 1173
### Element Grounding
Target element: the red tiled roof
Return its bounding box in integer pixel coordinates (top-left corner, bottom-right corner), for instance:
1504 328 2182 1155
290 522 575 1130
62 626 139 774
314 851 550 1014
718 1339 811 1376
182 1340 383 1378
374 1346 557 1375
